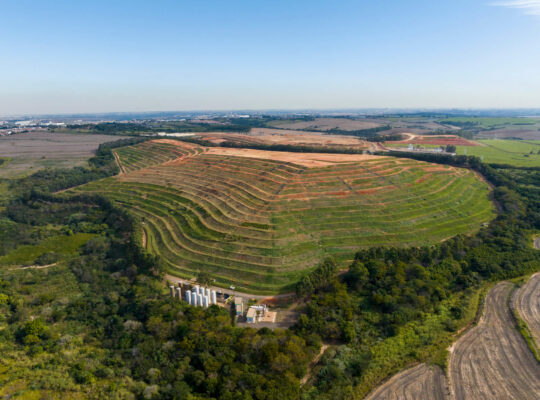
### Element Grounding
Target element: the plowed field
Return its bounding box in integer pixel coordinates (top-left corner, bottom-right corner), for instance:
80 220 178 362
365 364 448 400
448 282 540 400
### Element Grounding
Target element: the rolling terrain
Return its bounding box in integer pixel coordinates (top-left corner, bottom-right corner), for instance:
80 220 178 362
71 139 495 293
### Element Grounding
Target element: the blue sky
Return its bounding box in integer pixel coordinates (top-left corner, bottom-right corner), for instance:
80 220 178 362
1 0 540 115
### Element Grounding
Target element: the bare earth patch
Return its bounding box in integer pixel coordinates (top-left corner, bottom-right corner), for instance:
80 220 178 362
448 282 540 400
0 131 120 178
365 364 448 400
206 147 385 168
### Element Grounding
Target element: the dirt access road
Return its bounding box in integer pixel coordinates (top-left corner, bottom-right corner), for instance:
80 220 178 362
448 282 540 400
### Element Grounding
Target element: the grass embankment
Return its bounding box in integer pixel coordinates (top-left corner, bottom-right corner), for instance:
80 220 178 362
457 140 540 167
352 284 487 399
113 141 203 172
509 275 540 363
71 141 495 294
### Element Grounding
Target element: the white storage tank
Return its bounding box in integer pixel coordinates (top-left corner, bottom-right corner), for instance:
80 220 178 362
192 291 198 306
205 287 210 298
186 290 192 305
197 293 203 307
169 285 175 297
211 290 217 305
176 287 181 300
203 296 209 308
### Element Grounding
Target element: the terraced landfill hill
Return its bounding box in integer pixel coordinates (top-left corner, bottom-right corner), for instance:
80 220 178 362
72 140 495 294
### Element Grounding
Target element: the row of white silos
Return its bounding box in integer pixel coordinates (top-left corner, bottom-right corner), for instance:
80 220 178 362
185 284 217 308
170 282 217 308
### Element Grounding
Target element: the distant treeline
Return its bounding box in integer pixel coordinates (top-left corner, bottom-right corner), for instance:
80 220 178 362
310 124 392 138
366 133 403 142
66 121 252 135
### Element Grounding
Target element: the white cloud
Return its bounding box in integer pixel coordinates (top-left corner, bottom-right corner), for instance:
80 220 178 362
492 1 540 15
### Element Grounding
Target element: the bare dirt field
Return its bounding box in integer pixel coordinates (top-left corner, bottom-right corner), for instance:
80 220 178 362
270 117 384 131
448 282 540 400
249 127 367 146
365 364 448 400
391 135 478 147
0 131 119 178
512 273 540 347
198 129 368 149
206 147 384 167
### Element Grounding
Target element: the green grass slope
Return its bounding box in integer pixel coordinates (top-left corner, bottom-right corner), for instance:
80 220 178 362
457 140 540 167
71 141 496 294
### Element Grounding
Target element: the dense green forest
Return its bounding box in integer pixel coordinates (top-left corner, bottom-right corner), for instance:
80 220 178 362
0 147 317 399
1 138 539 399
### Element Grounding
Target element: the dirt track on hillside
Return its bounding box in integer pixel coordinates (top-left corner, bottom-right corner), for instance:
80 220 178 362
513 273 540 347
365 364 448 400
448 282 540 400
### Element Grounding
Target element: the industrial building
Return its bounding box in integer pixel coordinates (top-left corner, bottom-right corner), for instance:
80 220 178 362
234 297 243 316
246 305 267 323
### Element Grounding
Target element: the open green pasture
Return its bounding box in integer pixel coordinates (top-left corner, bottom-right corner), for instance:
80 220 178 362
0 232 95 266
441 117 539 129
456 139 540 166
70 141 495 294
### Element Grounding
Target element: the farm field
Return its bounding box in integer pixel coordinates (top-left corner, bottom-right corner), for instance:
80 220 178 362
71 139 495 294
365 364 448 400
441 117 540 129
456 139 540 166
512 273 540 349
448 282 540 400
196 128 369 150
269 117 384 131
0 131 119 178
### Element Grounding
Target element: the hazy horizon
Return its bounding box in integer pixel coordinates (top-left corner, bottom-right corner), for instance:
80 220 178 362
2 0 540 115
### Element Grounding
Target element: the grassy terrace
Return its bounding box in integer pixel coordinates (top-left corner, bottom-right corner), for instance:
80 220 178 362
71 141 496 294
113 139 206 172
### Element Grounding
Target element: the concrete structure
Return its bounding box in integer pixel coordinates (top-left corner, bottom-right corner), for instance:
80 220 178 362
246 305 267 323
234 297 243 316
186 290 192 305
